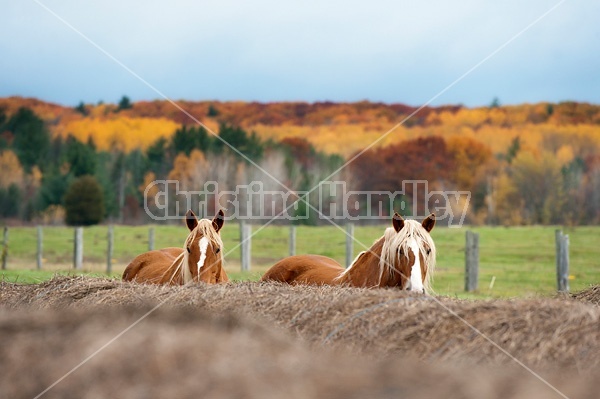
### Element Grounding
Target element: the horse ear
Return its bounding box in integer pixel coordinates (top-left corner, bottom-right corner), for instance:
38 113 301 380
392 212 405 232
422 213 436 233
185 209 198 231
212 209 224 233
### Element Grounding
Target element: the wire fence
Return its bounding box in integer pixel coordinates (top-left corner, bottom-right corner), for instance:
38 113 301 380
0 224 595 297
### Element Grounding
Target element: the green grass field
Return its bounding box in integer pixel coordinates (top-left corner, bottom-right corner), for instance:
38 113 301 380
1 223 598 298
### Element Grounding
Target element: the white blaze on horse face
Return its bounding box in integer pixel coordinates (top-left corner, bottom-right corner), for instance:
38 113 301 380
196 237 209 277
407 238 424 293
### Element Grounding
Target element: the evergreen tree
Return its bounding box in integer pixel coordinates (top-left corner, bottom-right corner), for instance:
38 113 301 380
94 151 119 219
214 123 263 161
64 175 105 226
207 104 219 117
74 101 88 116
0 184 22 218
0 107 7 149
196 126 212 151
245 131 264 160
66 135 97 176
0 107 6 127
6 107 50 172
171 125 194 155
171 125 212 155
125 149 148 201
505 136 521 164
47 136 67 167
108 151 130 221
147 137 169 175
38 170 71 210
117 95 132 111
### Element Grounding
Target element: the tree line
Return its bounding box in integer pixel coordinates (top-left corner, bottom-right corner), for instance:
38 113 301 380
349 135 600 225
1 103 599 226
0 106 342 225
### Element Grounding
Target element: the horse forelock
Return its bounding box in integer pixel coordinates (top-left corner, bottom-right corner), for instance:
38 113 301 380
379 220 436 292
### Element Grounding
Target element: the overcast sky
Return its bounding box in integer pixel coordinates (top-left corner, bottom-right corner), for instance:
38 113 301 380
1 0 598 107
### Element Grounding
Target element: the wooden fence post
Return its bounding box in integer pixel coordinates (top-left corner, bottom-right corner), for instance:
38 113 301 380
36 226 43 270
555 230 570 292
1 227 8 270
107 225 114 275
345 223 354 268
289 225 296 256
148 227 155 251
561 234 570 292
465 230 479 292
240 222 251 271
74 227 83 270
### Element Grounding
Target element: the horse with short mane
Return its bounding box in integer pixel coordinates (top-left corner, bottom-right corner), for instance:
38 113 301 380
261 213 436 292
122 210 228 285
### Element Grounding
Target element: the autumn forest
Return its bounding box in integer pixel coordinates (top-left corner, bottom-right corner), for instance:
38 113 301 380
1 96 599 226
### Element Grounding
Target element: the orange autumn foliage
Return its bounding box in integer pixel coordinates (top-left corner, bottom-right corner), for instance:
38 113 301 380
446 137 493 191
2 96 599 164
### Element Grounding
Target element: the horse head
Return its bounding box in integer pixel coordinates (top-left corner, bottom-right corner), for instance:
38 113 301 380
382 212 436 293
182 209 225 284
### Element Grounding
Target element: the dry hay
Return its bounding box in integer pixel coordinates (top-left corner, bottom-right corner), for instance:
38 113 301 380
1 276 599 369
1 276 599 398
1 305 596 399
570 285 600 306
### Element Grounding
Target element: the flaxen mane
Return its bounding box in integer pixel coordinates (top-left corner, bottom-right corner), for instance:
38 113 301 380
337 220 436 292
165 219 224 284
379 220 436 292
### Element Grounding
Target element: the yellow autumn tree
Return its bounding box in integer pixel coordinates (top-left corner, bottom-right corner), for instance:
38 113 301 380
510 151 565 224
489 171 523 226
55 116 179 152
139 171 157 197
0 150 24 188
446 136 493 191
168 150 209 191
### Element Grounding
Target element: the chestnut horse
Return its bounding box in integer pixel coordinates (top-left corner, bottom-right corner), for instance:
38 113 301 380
261 213 436 292
122 210 228 285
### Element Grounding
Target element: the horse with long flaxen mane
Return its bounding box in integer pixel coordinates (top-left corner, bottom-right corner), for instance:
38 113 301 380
122 210 228 285
261 213 436 292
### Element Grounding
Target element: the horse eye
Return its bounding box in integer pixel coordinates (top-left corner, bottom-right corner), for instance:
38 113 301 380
186 247 191 254
426 249 431 255
215 247 221 254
